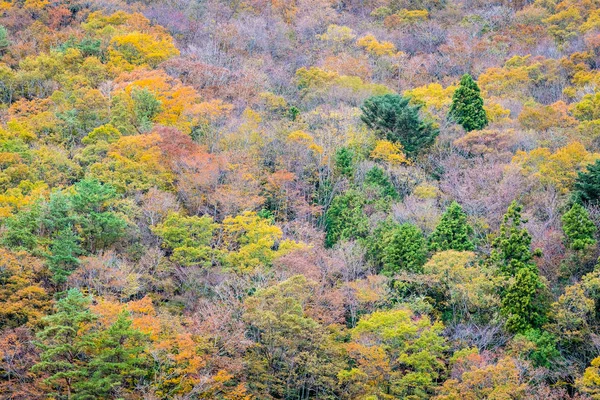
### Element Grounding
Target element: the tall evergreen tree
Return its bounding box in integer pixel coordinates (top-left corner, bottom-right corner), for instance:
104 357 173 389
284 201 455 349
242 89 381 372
32 289 96 399
75 311 150 399
429 201 474 252
47 227 82 286
364 166 398 200
43 191 77 235
364 218 399 268
361 94 439 157
449 74 488 132
574 159 600 205
562 203 597 251
324 190 369 248
70 179 126 252
491 201 535 276
491 201 549 333
502 267 548 334
0 25 9 51
382 223 428 274
334 147 354 178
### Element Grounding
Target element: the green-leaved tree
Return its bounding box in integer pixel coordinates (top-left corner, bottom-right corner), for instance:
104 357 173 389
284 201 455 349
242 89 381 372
47 227 82 286
574 159 600 205
492 201 549 333
32 289 96 399
334 147 354 177
361 94 439 157
562 203 597 251
324 190 369 248
449 74 488 132
382 223 428 274
152 212 216 267
429 201 474 252
364 166 398 200
0 25 10 52
76 311 150 398
70 178 126 252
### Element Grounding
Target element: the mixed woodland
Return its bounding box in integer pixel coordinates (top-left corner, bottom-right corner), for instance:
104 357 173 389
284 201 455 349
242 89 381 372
3 0 600 398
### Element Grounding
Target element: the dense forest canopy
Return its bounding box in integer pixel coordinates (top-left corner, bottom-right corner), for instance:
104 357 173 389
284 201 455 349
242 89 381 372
1 0 600 398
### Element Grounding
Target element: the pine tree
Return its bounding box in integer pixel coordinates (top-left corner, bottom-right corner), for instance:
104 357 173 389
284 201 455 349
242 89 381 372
562 203 597 251
361 94 439 157
449 74 488 132
71 179 126 252
492 201 549 333
47 227 82 286
429 201 474 252
382 223 428 274
334 147 354 177
32 289 96 399
364 166 398 199
491 201 534 276
75 311 150 399
0 25 10 51
574 159 600 205
43 191 77 235
324 190 369 248
502 268 548 334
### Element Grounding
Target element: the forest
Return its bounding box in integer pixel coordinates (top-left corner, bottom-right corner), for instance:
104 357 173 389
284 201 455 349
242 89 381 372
2 0 600 398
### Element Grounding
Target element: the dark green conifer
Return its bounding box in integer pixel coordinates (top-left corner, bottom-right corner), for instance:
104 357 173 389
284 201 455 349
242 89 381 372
324 190 369 248
492 201 549 333
47 227 82 286
562 203 597 251
76 311 149 398
382 223 428 274
334 147 354 177
364 166 398 199
429 201 474 252
33 289 96 399
574 159 600 205
361 94 439 157
449 74 488 132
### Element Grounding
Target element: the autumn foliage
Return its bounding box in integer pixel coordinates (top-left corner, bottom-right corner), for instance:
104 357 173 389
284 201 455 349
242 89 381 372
1 0 600 399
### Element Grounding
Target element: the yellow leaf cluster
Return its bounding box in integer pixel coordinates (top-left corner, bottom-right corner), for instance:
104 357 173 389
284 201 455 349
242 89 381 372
405 83 456 112
90 133 174 193
512 141 600 193
221 211 303 272
370 140 409 165
288 130 324 155
356 34 398 57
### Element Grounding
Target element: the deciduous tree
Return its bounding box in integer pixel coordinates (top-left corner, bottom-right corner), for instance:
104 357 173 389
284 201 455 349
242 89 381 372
340 308 447 399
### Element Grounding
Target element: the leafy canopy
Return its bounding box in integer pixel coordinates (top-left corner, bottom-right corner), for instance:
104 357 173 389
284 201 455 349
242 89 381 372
361 94 439 157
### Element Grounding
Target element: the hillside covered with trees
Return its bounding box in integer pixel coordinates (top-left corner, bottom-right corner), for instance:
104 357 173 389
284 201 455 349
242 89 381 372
2 0 600 398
